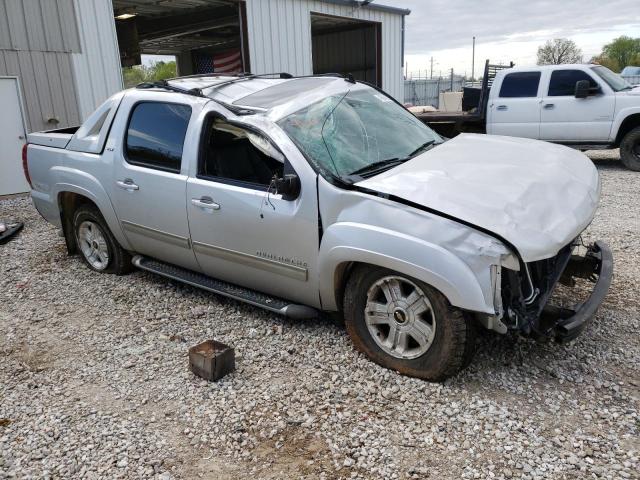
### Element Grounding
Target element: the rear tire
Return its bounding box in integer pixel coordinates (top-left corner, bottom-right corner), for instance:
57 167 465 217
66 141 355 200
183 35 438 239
620 126 640 171
72 205 132 275
343 265 476 381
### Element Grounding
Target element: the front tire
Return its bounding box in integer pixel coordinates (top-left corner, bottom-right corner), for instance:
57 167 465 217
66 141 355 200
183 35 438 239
73 205 132 275
620 126 640 171
343 266 476 381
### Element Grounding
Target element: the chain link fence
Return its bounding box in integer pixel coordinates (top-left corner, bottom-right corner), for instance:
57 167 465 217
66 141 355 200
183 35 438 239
404 75 466 108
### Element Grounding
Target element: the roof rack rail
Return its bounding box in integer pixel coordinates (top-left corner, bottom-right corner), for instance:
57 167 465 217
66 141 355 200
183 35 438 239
135 72 357 103
167 72 251 81
194 72 294 94
284 72 356 83
136 80 205 98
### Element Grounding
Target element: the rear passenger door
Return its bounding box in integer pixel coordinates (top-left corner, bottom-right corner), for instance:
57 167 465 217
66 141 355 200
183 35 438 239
539 69 615 142
107 93 202 271
487 71 542 139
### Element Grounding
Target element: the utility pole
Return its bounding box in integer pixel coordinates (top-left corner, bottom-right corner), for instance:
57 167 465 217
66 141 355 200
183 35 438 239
430 56 433 79
450 68 454 91
471 36 476 81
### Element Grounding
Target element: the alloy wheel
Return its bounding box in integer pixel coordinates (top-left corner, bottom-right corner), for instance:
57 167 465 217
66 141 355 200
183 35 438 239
77 220 110 270
364 276 437 360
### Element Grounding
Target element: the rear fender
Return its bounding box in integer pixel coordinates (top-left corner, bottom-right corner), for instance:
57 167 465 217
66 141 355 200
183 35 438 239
53 168 132 251
319 222 493 313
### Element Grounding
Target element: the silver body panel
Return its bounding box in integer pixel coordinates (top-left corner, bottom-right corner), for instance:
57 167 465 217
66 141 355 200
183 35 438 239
356 133 600 262
27 79 602 316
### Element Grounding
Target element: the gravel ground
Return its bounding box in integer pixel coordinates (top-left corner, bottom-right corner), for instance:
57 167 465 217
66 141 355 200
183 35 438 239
1 151 638 479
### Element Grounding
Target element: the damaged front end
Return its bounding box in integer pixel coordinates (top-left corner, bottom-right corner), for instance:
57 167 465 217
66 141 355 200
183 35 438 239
499 240 613 342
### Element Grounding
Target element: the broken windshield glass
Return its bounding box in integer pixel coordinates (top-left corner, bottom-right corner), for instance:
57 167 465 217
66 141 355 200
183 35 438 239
278 87 442 179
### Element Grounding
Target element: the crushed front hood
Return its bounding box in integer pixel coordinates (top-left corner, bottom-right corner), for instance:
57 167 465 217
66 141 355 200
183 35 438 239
356 134 600 262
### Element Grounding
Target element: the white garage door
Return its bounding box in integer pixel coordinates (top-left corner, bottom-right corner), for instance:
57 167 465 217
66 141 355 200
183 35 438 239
0 77 29 196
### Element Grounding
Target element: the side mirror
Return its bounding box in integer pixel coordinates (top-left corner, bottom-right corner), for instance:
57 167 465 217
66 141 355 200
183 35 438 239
574 80 590 98
274 173 301 200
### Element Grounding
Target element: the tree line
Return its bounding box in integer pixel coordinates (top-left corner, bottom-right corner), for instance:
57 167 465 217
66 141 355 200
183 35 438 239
537 36 640 72
122 61 177 88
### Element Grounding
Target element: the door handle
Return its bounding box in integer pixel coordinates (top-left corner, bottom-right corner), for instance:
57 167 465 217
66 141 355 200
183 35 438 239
191 197 220 211
543 103 555 109
116 179 139 191
496 105 508 111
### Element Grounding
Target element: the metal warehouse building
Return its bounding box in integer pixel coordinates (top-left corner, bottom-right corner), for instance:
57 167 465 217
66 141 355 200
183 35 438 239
0 0 408 196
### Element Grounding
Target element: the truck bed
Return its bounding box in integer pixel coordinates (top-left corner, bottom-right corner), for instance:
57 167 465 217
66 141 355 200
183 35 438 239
27 126 79 149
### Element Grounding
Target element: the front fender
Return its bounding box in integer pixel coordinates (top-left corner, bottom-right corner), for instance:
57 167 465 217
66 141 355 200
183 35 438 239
318 222 493 313
612 107 640 142
53 167 132 251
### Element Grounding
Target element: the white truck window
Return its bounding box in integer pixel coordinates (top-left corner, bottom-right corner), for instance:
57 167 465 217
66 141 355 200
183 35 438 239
125 102 191 173
548 70 598 96
499 72 541 98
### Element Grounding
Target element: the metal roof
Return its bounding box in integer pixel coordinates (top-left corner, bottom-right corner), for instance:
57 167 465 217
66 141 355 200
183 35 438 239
321 0 410 16
113 0 233 18
113 0 410 18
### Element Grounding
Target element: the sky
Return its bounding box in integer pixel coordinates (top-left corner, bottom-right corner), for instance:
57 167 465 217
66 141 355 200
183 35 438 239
382 0 640 78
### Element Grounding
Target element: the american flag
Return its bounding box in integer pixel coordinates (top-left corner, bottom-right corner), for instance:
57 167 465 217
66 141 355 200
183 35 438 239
194 50 243 74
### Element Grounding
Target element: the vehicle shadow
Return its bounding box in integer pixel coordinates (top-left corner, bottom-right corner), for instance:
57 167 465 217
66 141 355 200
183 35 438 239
592 158 627 171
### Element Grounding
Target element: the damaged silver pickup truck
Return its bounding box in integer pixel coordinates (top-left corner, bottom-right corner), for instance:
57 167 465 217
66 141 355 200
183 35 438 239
25 73 613 380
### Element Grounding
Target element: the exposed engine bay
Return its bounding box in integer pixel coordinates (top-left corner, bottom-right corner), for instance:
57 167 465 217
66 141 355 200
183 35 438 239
500 240 613 342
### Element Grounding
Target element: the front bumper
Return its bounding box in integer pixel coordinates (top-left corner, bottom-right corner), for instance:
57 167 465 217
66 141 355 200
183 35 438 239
539 241 613 342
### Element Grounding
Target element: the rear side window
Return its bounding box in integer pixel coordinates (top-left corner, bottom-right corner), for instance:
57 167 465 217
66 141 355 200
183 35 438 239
125 102 192 173
499 72 541 98
548 70 599 96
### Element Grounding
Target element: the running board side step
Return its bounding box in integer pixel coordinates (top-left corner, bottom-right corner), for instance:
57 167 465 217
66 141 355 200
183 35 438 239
132 255 318 319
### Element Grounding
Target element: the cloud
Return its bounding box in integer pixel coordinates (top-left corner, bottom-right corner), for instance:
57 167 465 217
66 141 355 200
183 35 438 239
381 0 639 54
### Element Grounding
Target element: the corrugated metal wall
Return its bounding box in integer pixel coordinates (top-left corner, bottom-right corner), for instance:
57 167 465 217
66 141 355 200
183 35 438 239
0 50 81 132
71 0 123 121
0 0 80 52
0 0 83 132
0 0 122 132
244 0 404 101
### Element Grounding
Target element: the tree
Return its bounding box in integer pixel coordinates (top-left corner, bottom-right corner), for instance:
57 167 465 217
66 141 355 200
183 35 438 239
599 36 640 72
537 38 583 65
122 61 177 88
589 55 618 72
148 61 177 82
123 66 147 88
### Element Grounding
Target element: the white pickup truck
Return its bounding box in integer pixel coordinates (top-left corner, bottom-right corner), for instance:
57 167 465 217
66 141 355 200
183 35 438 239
418 63 640 171
23 74 612 381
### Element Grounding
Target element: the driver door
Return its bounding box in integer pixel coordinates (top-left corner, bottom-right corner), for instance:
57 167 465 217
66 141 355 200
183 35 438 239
186 115 319 306
539 69 615 142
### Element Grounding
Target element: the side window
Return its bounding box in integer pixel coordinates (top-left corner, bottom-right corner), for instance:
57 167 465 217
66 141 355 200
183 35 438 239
199 118 284 189
548 70 599 96
125 102 191 173
499 72 541 98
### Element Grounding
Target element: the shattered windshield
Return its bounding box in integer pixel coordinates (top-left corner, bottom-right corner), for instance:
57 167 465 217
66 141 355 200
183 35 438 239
278 88 442 179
